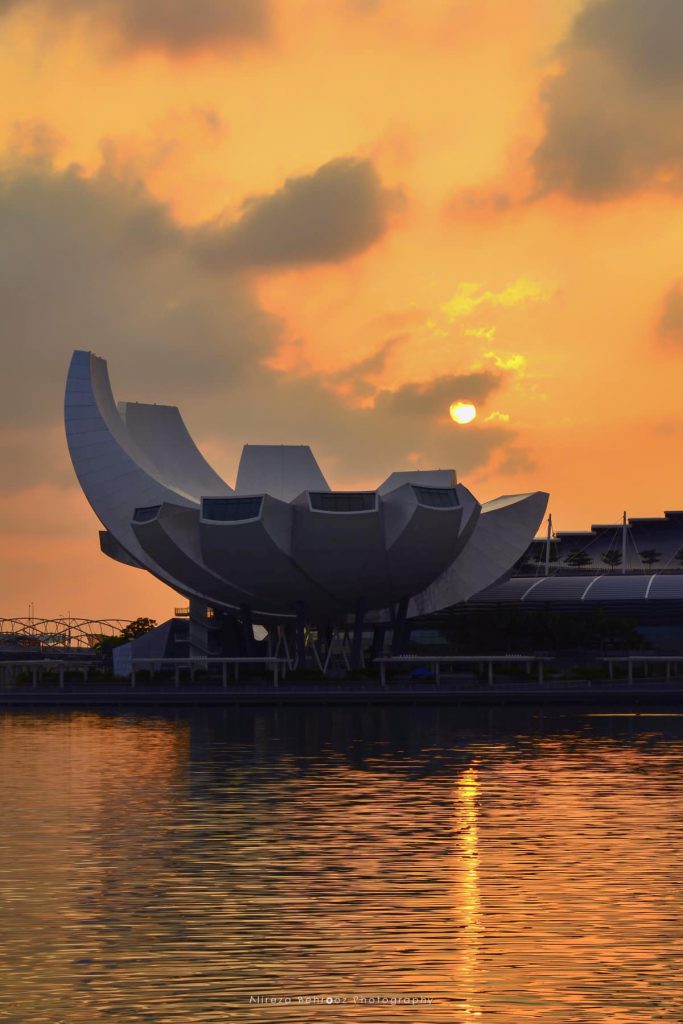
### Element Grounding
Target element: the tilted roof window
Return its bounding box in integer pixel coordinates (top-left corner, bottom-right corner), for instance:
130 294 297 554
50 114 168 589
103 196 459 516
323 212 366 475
413 486 459 508
309 491 376 513
133 505 161 523
202 497 263 522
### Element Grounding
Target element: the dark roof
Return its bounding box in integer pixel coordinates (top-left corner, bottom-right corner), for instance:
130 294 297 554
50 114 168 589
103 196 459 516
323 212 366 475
474 574 683 604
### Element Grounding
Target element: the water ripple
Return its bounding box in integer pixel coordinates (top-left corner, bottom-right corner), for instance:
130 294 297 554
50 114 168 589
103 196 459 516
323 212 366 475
1 706 683 1022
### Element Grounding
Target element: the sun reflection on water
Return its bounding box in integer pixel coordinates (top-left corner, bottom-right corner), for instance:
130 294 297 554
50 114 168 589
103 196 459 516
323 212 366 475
453 764 483 1018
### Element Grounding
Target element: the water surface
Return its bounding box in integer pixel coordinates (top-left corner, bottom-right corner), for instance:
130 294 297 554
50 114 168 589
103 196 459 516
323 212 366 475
1 705 682 1022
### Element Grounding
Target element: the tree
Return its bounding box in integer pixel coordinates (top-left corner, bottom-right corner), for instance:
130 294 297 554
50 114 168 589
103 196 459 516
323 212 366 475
90 633 122 653
565 549 592 569
601 549 622 571
639 548 661 571
120 617 157 641
91 617 158 652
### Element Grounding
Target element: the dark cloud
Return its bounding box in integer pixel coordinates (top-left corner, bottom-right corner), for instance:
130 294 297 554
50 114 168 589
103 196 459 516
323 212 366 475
216 366 509 487
333 335 404 397
0 158 511 505
338 336 402 381
532 0 683 200
571 0 683 88
196 158 403 269
0 0 269 53
375 372 499 416
657 280 683 345
7 119 63 161
0 162 275 433
112 0 268 52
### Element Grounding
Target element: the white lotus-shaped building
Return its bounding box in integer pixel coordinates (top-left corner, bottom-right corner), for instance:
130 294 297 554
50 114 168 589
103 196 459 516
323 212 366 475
65 350 548 625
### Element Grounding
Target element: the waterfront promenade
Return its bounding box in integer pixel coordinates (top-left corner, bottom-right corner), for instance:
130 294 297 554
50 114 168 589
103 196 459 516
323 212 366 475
2 678 683 707
3 653 683 707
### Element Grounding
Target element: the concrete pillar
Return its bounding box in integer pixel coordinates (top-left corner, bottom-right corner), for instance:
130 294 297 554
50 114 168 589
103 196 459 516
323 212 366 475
350 597 366 670
239 604 254 657
369 624 386 663
188 598 211 658
390 597 409 656
295 601 306 669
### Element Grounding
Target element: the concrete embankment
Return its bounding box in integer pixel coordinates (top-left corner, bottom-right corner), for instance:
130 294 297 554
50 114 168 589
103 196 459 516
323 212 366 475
2 681 683 708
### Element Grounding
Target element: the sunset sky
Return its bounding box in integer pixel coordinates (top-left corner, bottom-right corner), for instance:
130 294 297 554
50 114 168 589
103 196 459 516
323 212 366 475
2 0 682 620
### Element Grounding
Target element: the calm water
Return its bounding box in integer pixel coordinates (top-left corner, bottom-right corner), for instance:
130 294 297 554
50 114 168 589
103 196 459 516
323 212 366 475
1 705 683 1023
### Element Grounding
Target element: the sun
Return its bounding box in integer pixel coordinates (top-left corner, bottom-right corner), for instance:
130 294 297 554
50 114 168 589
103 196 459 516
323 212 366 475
449 401 477 425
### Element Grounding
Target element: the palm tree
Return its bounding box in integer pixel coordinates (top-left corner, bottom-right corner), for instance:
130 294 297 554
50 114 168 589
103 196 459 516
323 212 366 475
639 548 661 571
601 549 622 571
565 549 592 569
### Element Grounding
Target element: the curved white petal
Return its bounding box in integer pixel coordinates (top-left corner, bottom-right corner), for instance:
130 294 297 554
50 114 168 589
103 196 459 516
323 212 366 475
119 401 232 500
65 350 235 606
377 469 456 494
408 491 549 615
132 503 259 608
235 444 329 500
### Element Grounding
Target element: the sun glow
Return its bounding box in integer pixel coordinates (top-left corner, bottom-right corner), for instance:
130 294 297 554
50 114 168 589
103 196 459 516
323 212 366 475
450 401 477 425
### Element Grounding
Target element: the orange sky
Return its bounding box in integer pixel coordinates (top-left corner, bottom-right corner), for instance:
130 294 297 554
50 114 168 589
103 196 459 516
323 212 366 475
1 0 682 621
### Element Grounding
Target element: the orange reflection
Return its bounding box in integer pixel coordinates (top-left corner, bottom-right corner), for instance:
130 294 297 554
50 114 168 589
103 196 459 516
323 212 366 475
452 764 483 1018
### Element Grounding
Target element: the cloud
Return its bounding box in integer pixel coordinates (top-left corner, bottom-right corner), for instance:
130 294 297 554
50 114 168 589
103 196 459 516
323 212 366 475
0 0 270 53
533 0 683 200
441 278 550 320
657 280 683 345
571 0 683 88
219 368 510 487
0 161 275 431
7 119 63 161
464 326 496 340
196 158 403 269
497 446 536 475
447 188 512 217
483 351 526 374
332 334 404 397
374 372 500 417
0 158 512 506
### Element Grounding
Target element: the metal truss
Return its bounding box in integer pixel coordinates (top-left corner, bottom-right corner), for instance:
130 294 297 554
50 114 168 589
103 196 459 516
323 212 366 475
0 617 132 650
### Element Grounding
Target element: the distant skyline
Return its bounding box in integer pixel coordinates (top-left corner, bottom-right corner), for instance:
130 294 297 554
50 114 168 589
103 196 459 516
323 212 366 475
1 0 682 619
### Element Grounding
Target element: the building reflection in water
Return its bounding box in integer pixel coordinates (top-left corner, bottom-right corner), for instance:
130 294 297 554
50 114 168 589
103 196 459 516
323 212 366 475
2 706 683 1022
